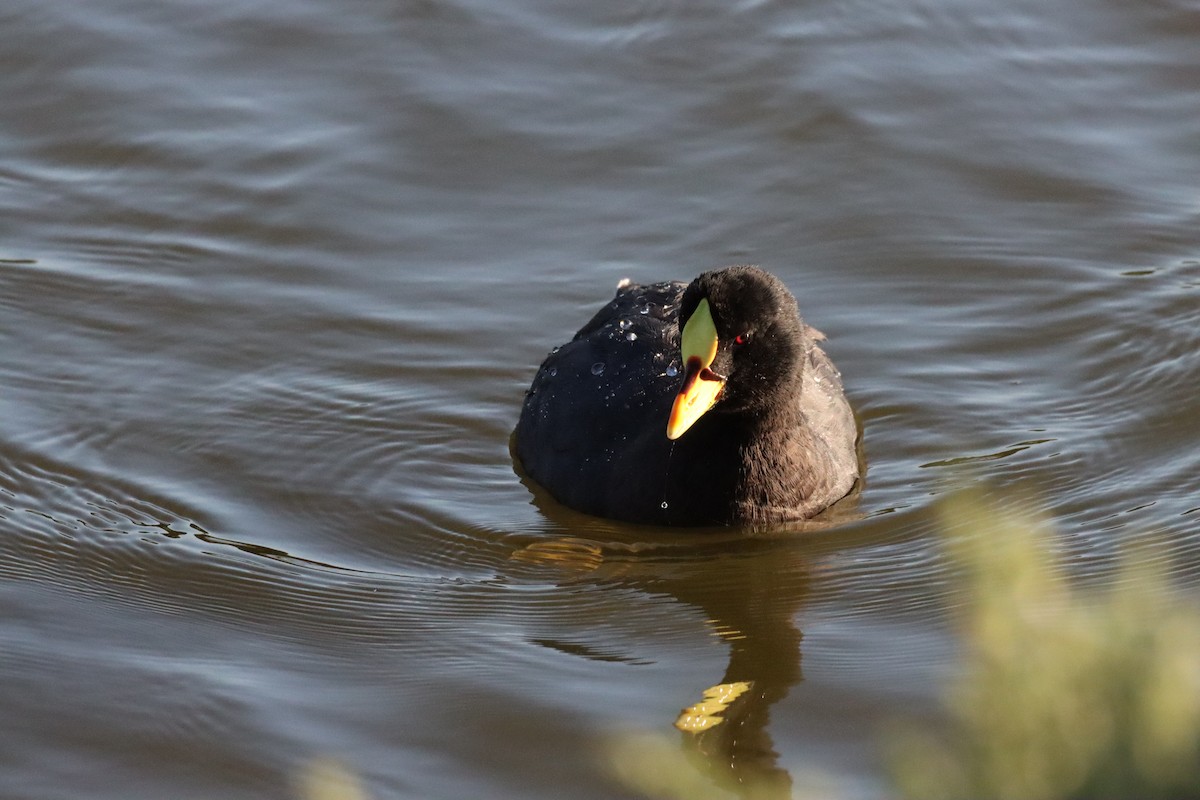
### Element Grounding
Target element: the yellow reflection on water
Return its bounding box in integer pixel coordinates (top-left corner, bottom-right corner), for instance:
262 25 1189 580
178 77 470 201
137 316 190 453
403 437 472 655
674 681 755 733
510 537 606 571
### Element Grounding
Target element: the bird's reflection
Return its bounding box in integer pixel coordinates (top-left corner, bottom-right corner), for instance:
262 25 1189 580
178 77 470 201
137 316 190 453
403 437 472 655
513 494 855 799
665 537 811 800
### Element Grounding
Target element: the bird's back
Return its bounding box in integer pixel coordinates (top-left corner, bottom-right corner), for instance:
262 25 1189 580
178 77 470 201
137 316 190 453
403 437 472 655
515 280 686 521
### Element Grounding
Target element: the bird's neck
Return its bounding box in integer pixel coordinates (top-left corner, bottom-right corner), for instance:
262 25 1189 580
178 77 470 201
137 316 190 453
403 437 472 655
730 396 818 516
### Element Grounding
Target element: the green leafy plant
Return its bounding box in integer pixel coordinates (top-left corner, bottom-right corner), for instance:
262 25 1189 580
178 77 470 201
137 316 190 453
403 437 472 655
889 492 1200 800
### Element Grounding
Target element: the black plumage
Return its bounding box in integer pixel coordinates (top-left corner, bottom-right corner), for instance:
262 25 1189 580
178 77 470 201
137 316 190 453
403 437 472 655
514 266 859 526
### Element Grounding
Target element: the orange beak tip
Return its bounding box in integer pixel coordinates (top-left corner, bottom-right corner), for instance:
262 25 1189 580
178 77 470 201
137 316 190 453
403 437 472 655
666 375 725 439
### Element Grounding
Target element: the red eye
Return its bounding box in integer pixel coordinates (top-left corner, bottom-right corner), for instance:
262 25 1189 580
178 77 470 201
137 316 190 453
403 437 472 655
734 333 749 346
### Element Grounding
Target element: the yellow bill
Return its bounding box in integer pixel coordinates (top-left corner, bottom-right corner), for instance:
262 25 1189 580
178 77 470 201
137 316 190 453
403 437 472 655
667 298 726 439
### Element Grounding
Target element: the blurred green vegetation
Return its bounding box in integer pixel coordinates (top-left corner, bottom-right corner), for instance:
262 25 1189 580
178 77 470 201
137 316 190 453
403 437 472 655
297 758 368 800
888 491 1200 800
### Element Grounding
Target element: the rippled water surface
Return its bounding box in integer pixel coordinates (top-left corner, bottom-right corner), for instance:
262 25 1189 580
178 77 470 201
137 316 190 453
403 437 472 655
2 0 1198 797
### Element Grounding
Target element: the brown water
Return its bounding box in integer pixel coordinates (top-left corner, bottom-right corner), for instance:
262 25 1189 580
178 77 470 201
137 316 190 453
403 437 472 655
2 0 1198 797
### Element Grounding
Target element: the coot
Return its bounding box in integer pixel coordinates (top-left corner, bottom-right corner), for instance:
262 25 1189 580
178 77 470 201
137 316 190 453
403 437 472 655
514 266 859 526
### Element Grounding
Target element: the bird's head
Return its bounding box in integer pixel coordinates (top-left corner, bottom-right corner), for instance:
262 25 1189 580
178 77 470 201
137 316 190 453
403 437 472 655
667 266 807 440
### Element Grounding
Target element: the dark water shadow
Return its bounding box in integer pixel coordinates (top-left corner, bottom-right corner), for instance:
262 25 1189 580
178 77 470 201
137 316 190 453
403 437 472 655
510 524 819 798
670 545 811 799
507 472 903 798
